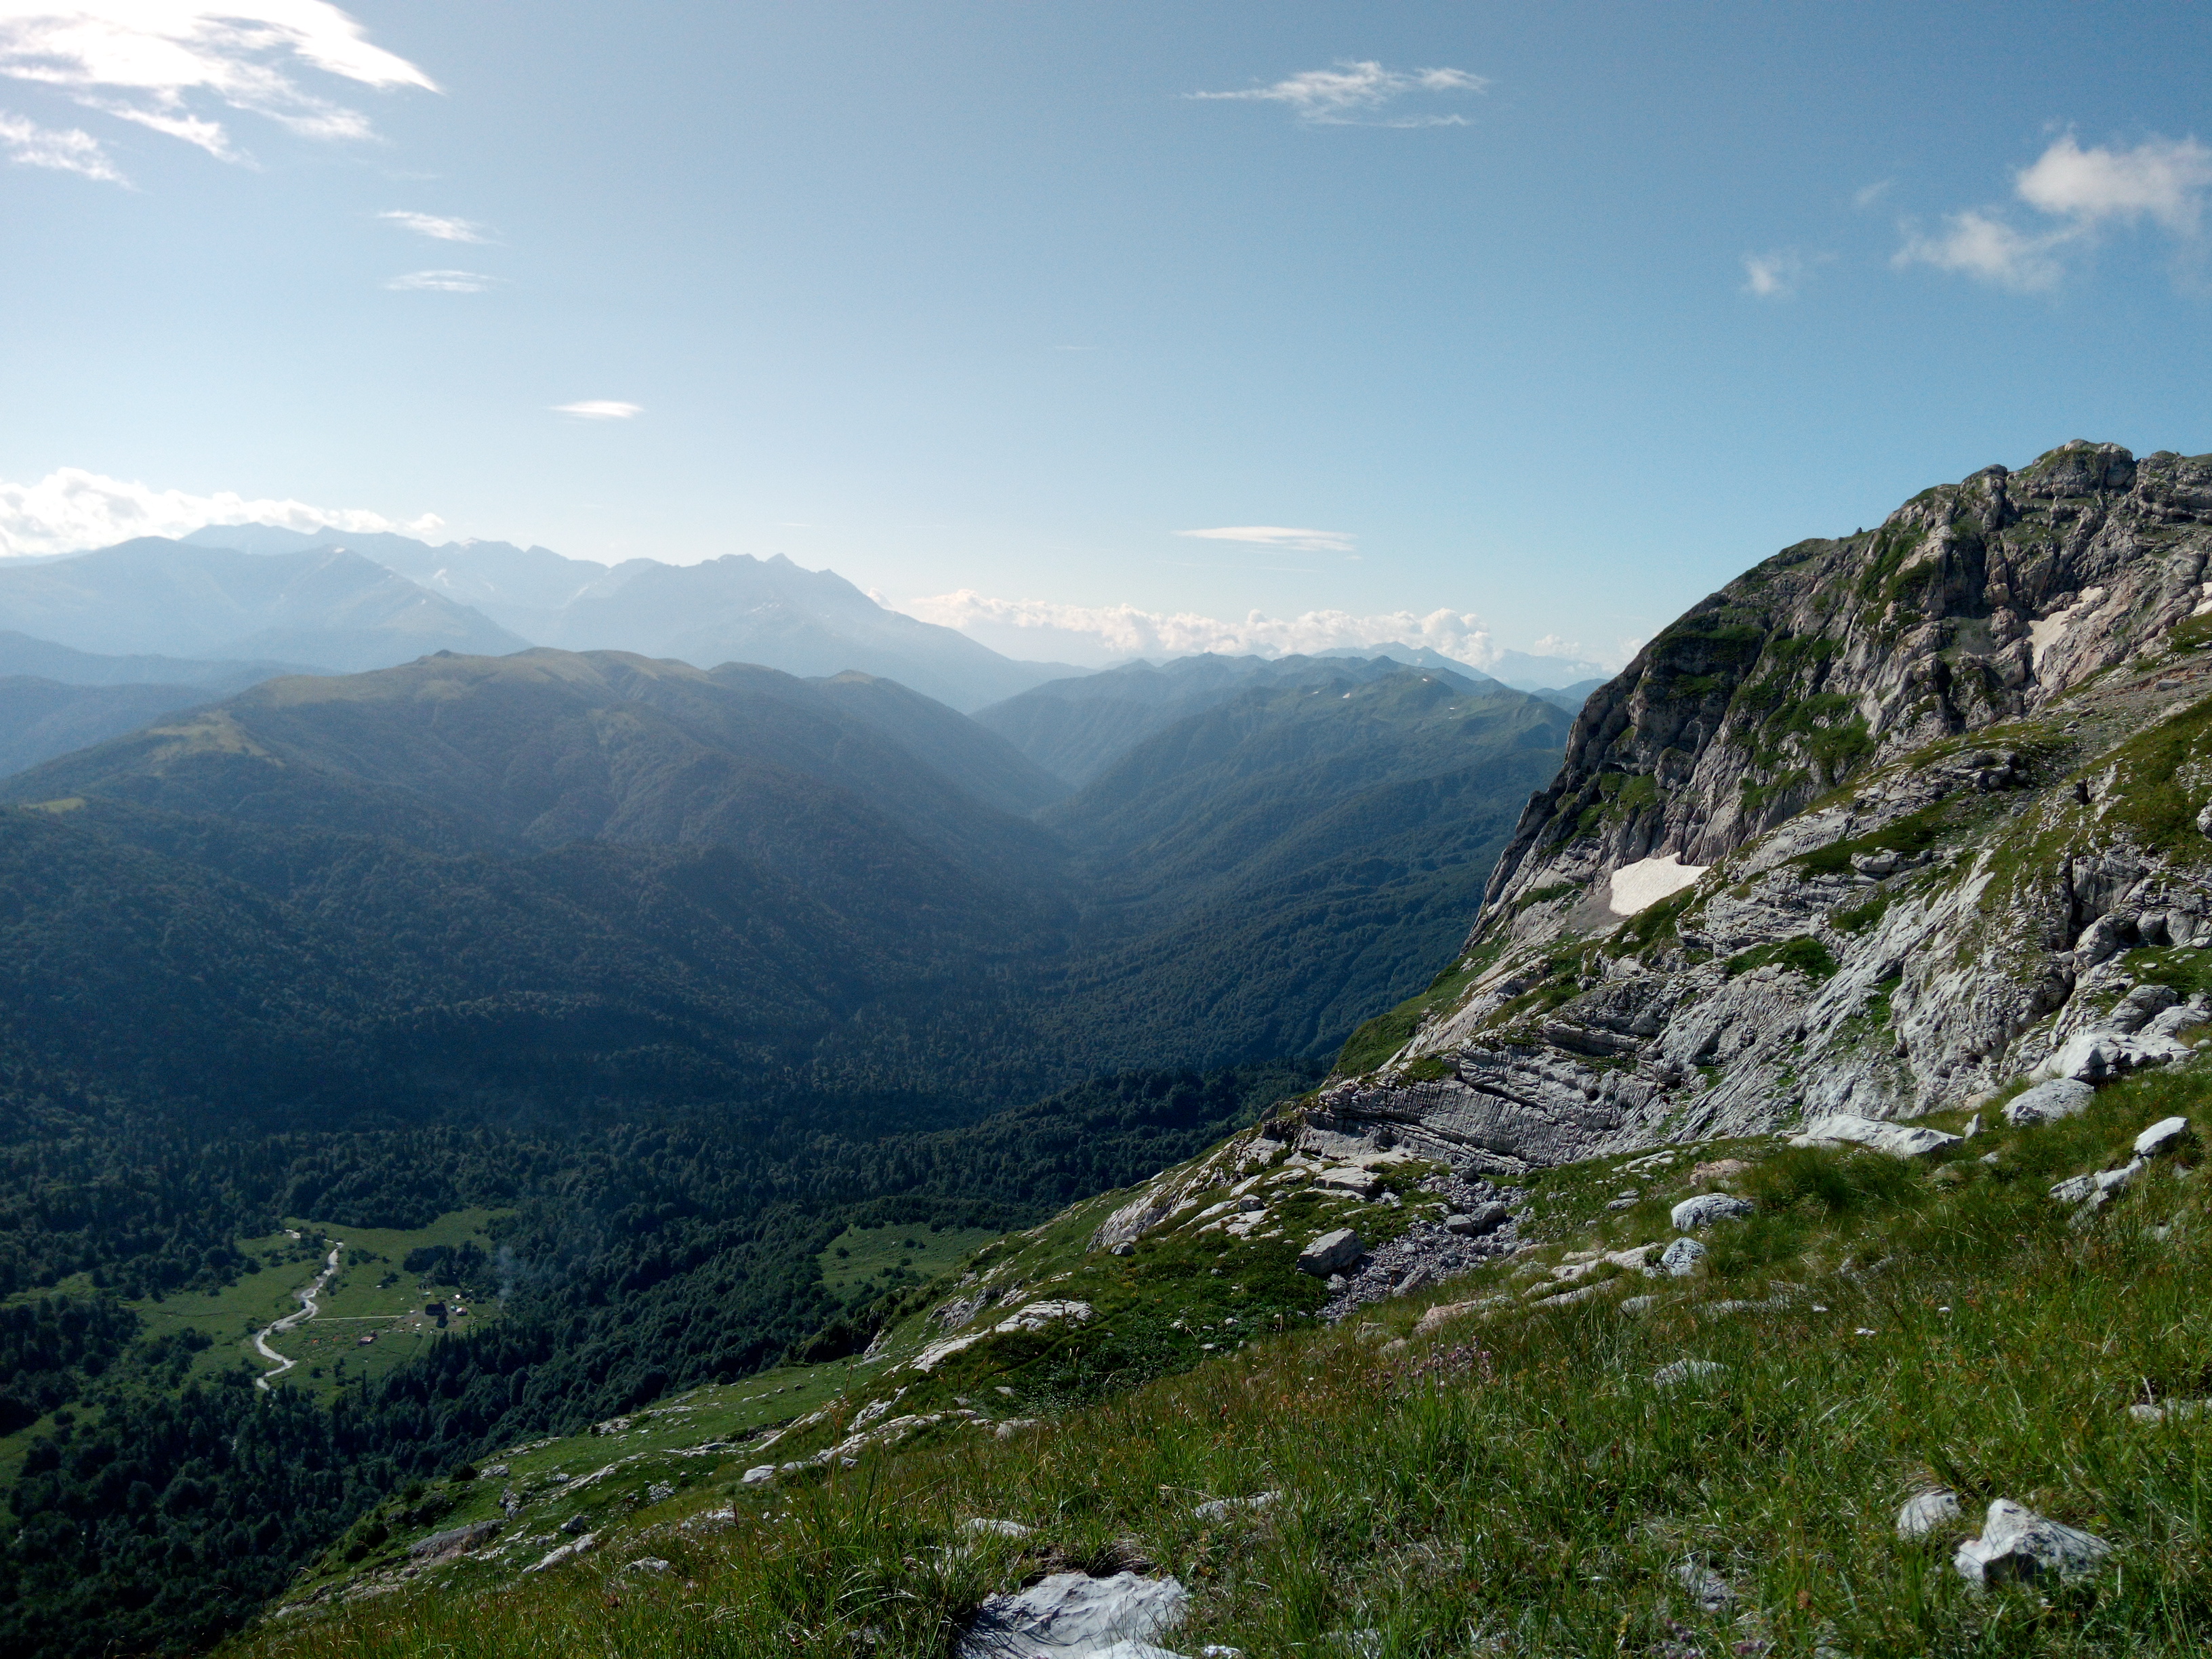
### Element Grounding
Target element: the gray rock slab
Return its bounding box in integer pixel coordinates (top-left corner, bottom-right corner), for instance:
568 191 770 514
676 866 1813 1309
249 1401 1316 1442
1658 1237 1707 1275
1789 1113 1961 1158
1298 1228 1365 1277
958 1571 1189 1658
2002 1078 2095 1128
409 1519 501 1561
2135 1115 2191 1158
1671 1194 1754 1231
1675 1561 1735 1611
1952 1499 2111 1589
1313 1166 1383 1199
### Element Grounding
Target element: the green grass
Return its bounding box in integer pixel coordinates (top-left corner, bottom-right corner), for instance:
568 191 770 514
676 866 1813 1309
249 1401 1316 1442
226 1063 2212 1659
820 1224 1007 1298
124 1228 334 1389
251 1210 510 1403
1725 935 1841 981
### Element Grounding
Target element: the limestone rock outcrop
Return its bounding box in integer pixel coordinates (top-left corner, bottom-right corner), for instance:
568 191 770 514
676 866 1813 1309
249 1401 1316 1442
1311 443 2212 1172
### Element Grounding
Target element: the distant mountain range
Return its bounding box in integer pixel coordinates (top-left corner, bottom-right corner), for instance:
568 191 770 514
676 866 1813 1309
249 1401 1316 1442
178 526 1081 712
0 538 527 670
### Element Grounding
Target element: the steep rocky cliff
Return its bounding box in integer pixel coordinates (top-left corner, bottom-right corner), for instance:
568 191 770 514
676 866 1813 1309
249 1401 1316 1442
1318 441 2212 1170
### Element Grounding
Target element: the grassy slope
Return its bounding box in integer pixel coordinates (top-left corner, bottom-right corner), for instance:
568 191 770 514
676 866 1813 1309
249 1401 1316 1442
819 1223 1006 1298
228 1063 2212 1658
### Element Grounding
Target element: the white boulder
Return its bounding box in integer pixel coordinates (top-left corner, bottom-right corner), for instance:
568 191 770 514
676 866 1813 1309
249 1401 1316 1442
1652 1359 1729 1388
1952 1499 2111 1589
2002 1079 2094 1127
957 1571 1189 1659
2043 1028 2191 1083
1896 1489 1963 1538
1671 1194 1754 1231
1192 1490 1278 1522
1314 1167 1383 1199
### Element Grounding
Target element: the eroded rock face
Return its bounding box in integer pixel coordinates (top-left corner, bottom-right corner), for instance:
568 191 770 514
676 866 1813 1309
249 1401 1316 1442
1313 443 2212 1171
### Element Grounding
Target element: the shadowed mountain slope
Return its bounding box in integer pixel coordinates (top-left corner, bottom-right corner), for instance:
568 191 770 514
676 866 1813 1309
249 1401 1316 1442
0 676 274 778
800 669 1068 816
1034 671 1570 1067
0 649 1067 896
974 653 1476 787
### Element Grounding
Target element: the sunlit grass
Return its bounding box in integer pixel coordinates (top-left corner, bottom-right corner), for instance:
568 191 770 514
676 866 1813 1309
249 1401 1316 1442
230 1071 2212 1658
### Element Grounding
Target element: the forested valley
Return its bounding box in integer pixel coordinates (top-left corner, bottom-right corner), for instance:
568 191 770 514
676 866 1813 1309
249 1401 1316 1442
0 644 1563 1656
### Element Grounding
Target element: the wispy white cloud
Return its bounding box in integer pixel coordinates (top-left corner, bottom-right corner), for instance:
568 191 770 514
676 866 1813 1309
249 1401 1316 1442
0 1 434 179
903 588 1498 669
1177 525 1356 554
1896 132 2212 291
1742 249 1807 299
1190 60 1486 127
386 268 500 292
380 209 489 243
0 106 118 177
1895 209 2067 291
552 401 642 420
1852 179 1893 209
0 466 440 557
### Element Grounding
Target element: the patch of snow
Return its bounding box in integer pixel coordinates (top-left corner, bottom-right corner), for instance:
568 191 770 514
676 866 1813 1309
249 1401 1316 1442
1608 855 1707 916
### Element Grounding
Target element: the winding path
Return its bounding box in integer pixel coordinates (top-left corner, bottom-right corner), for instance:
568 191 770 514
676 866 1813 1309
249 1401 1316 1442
253 1239 345 1391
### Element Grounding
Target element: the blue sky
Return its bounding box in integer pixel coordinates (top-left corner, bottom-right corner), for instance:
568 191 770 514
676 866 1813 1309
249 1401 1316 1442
1 2 2209 670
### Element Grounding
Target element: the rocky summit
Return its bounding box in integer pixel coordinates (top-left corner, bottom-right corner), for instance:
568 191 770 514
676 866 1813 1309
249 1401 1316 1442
1319 442 2212 1172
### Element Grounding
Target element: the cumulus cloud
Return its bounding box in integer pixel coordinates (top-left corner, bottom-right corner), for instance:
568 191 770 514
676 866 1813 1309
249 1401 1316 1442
386 268 499 292
552 401 642 419
0 1 434 178
1190 60 1486 127
0 466 440 558
380 209 488 243
1896 132 2212 291
0 105 116 176
902 589 1498 669
1176 525 1355 554
2016 134 2212 231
